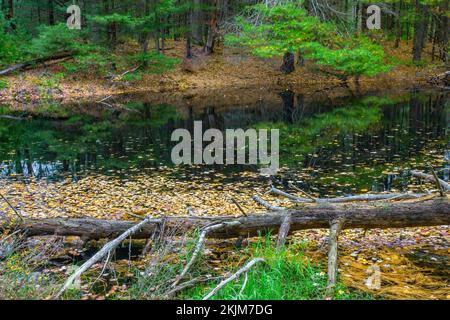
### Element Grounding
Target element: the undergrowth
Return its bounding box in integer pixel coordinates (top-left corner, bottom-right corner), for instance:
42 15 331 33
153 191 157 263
0 231 371 300
181 237 372 300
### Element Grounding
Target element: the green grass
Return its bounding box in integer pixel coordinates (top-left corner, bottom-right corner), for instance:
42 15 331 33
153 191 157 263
1 233 372 300
0 78 8 90
182 237 372 300
0 248 65 300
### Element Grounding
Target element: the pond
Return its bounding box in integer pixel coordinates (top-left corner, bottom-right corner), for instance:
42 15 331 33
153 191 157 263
0 88 448 198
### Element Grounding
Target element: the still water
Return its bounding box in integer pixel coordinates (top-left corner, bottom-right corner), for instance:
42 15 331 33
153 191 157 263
0 88 448 196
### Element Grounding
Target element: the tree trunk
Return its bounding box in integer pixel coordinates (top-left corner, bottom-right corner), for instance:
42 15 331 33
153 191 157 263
281 52 295 74
6 200 450 240
395 0 403 48
412 0 430 63
185 5 194 59
357 1 363 34
437 0 449 64
48 0 55 25
204 0 218 54
7 0 12 19
297 49 305 66
192 0 204 44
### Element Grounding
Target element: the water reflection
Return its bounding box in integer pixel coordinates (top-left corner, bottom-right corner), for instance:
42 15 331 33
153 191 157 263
0 89 448 195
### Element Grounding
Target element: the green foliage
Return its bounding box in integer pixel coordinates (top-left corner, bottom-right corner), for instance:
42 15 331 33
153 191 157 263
0 236 65 300
68 52 112 75
62 44 113 76
302 38 392 77
129 52 180 74
0 79 8 90
255 104 382 167
226 3 335 57
0 13 20 66
29 23 83 57
89 13 136 28
184 237 371 300
122 72 142 82
30 23 86 57
228 2 392 78
33 72 65 89
133 0 189 35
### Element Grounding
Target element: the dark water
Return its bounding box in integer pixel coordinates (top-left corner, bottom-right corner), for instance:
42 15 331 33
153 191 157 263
0 88 448 196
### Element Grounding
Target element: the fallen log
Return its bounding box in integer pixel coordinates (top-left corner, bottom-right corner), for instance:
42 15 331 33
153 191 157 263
0 51 74 76
5 199 450 240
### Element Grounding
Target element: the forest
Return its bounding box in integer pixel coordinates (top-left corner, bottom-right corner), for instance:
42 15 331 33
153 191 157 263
0 0 449 303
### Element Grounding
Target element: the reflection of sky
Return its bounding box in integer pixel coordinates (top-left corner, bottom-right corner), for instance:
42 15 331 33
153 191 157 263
0 160 61 178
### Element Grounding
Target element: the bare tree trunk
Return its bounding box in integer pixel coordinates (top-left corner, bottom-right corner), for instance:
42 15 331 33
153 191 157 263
413 0 430 62
357 1 363 34
7 0 13 20
204 0 218 54
297 49 305 66
395 0 403 48
48 0 55 25
192 0 204 44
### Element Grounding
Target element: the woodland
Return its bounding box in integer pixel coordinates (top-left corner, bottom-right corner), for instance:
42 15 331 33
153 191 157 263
0 0 448 301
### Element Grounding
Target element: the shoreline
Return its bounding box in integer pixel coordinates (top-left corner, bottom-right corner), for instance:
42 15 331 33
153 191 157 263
0 41 446 110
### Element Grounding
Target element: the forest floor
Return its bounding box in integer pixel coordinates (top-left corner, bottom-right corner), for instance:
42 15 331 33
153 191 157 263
0 39 447 109
1 173 449 300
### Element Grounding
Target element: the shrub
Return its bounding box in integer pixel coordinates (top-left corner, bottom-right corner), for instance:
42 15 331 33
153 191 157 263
30 23 83 57
0 13 20 66
0 79 8 90
129 52 180 74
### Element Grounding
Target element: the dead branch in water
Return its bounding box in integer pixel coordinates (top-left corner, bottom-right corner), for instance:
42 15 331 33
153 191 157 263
411 170 450 191
270 186 426 204
252 195 285 211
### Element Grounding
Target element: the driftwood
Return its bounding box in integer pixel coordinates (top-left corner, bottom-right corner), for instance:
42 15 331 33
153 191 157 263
270 186 426 203
6 199 450 240
252 195 284 211
0 52 74 76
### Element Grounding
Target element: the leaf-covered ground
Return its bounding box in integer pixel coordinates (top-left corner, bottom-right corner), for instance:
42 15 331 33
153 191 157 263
1 170 448 299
